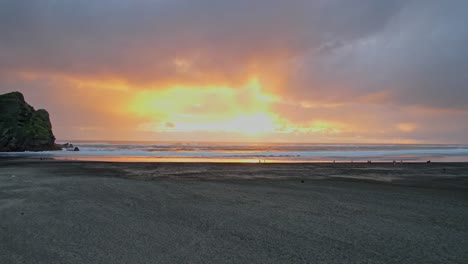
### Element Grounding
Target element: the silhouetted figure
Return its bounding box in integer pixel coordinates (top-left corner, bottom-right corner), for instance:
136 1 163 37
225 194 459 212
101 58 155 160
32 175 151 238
367 160 372 164
427 160 431 163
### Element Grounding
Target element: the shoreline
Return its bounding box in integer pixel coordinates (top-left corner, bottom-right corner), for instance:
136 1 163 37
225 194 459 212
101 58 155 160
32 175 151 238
2 141 468 163
2 153 468 164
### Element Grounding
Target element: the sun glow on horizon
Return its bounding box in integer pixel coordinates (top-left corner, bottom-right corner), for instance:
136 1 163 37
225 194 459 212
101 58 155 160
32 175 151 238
129 77 284 136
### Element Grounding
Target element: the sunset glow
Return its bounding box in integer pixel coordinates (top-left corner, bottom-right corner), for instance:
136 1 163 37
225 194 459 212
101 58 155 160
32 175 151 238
128 77 283 136
2 3 467 263
1 1 467 143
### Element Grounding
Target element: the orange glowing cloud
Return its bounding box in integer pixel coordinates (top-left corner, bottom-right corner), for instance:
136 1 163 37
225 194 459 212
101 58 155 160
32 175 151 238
128 77 285 136
397 123 417 132
1 1 468 143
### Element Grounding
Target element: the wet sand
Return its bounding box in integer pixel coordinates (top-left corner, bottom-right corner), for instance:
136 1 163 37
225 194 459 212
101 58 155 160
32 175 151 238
1 158 467 263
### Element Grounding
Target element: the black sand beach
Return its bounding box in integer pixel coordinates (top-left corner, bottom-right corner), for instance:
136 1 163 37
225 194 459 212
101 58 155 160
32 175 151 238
1 158 467 263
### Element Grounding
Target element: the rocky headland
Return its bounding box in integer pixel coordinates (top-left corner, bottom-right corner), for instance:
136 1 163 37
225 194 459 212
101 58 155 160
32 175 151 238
0 91 62 152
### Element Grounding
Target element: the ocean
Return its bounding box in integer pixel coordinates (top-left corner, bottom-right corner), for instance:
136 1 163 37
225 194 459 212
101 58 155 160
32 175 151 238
3 141 468 163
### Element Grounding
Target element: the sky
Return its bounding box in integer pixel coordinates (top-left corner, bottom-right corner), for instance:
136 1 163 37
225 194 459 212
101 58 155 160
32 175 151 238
1 0 467 143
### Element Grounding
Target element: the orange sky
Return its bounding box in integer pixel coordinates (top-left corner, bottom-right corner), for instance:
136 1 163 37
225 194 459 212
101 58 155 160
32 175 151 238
1 1 467 143
3 69 455 144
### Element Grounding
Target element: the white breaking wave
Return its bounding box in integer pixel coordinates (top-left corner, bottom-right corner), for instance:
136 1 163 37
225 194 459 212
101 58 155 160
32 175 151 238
2 142 468 162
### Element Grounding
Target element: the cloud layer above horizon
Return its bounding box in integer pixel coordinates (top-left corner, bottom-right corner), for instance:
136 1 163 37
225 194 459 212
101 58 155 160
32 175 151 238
1 0 467 143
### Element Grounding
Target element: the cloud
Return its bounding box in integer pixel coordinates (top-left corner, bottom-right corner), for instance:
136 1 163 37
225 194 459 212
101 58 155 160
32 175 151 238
0 0 405 86
286 0 468 110
0 0 467 142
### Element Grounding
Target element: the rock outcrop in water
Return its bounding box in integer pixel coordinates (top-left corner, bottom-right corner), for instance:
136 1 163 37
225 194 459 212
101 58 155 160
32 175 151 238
0 91 62 152
61 142 80 152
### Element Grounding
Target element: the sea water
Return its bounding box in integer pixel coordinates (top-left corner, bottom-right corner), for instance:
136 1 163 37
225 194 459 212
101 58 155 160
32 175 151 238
3 141 468 163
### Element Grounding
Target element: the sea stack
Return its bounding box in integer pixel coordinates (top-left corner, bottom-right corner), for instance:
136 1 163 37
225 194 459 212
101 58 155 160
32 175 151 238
0 91 62 152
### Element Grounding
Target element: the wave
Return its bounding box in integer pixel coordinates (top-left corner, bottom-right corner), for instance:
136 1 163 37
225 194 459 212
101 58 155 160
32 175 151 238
4 142 468 162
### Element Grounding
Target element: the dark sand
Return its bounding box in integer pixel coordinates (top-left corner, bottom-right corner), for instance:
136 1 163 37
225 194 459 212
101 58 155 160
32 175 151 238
1 158 467 263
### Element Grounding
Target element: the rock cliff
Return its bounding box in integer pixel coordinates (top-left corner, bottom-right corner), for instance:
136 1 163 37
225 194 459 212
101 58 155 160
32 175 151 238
0 91 62 151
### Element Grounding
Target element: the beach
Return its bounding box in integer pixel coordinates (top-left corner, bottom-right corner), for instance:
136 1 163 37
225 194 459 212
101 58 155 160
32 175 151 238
1 158 467 263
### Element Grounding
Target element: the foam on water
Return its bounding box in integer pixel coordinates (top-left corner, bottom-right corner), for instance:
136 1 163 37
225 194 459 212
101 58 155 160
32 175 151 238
2 141 468 162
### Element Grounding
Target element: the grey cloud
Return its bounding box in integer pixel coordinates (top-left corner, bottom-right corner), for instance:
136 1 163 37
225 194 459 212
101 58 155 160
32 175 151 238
0 0 405 85
288 0 468 110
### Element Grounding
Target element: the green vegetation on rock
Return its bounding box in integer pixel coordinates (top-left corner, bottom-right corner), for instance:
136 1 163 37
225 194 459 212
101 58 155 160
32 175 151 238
0 91 62 151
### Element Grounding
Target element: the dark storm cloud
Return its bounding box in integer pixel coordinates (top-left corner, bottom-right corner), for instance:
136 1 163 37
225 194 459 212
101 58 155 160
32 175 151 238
0 0 405 86
287 0 468 109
